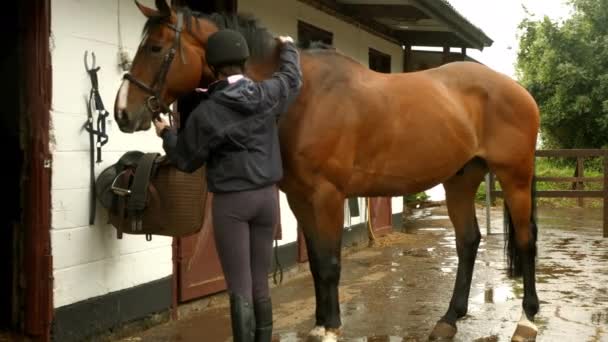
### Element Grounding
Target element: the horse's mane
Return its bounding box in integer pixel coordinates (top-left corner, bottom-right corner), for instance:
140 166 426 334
298 40 336 52
142 7 337 60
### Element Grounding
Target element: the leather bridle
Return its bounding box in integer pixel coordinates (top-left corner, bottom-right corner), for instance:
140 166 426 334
123 13 185 120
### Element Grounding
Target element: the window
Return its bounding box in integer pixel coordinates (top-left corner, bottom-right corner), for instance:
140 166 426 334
298 21 333 48
369 48 391 73
171 0 237 13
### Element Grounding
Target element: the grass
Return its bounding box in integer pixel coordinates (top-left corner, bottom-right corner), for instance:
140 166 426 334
475 157 604 208
405 192 430 203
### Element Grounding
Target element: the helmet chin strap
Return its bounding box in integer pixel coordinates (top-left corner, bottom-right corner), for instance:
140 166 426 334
204 64 245 92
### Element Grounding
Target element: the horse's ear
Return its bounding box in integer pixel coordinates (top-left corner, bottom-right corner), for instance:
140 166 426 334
134 0 160 18
155 0 171 16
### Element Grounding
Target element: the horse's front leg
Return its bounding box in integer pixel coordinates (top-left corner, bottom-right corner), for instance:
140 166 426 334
286 184 345 342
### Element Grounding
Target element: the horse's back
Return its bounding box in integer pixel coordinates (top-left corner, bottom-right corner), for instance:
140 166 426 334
280 56 539 195
426 61 540 164
428 61 538 112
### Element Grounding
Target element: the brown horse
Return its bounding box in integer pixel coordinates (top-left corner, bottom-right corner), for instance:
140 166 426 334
115 1 541 341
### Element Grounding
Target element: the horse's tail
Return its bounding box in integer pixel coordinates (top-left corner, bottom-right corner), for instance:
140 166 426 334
504 166 538 278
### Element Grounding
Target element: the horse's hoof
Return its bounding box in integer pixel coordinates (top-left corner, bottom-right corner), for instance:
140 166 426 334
511 324 537 342
428 321 457 340
308 326 326 338
322 329 340 342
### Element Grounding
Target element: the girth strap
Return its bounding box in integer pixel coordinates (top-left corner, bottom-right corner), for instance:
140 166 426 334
127 153 160 215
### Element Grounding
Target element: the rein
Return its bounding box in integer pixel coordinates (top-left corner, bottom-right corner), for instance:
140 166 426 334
123 12 185 120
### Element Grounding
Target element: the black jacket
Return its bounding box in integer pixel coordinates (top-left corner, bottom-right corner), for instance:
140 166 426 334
161 42 303 193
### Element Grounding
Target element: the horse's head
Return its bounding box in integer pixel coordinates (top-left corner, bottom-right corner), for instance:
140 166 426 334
114 0 279 133
114 0 217 132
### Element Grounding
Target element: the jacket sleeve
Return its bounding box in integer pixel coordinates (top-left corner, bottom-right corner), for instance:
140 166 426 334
161 113 210 173
250 42 303 116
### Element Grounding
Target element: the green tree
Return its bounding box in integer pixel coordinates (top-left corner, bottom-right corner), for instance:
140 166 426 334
516 0 608 149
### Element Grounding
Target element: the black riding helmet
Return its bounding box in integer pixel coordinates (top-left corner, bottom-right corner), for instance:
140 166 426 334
206 29 250 67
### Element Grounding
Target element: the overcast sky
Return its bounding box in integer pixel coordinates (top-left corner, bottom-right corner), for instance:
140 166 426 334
443 0 574 79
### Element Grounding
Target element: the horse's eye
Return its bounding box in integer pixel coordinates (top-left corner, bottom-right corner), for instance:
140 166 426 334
150 46 162 53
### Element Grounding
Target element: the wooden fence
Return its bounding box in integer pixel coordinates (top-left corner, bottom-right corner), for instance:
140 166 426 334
487 149 608 237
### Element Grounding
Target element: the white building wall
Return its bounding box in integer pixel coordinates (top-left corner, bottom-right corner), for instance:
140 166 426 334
50 0 173 308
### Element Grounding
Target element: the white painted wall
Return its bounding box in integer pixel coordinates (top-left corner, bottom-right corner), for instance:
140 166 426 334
50 0 173 308
427 185 446 202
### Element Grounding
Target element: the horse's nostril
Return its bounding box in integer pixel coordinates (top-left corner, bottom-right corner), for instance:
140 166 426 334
116 109 128 123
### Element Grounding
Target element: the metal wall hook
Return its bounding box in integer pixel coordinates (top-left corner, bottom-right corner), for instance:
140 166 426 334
84 50 99 72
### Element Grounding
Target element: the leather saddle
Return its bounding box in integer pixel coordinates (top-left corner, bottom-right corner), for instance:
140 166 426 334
95 151 207 239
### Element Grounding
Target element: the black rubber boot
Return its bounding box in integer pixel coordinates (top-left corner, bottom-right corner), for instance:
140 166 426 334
230 294 255 342
254 297 273 342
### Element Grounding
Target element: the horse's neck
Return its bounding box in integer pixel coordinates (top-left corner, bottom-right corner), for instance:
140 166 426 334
183 16 222 86
247 47 323 83
188 14 281 82
187 15 214 46
245 42 281 82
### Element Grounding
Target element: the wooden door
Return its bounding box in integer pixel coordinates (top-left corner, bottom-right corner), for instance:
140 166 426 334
171 1 290 301
21 0 53 340
177 194 227 301
172 0 242 301
367 49 393 236
177 188 282 301
172 15 228 300
369 197 392 236
174 84 226 301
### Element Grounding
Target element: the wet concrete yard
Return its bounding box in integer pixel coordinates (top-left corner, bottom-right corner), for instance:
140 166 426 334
114 205 608 341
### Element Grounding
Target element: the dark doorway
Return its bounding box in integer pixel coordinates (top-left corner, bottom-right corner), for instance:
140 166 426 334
0 0 25 337
0 2 23 331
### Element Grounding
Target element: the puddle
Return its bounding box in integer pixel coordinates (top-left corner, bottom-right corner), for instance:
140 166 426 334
472 284 516 304
401 248 432 257
591 310 608 325
427 215 450 220
473 336 499 342
440 267 453 273
417 227 447 232
347 336 406 342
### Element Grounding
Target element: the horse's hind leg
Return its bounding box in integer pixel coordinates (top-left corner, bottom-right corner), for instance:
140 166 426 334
430 158 487 340
285 183 345 342
492 163 539 342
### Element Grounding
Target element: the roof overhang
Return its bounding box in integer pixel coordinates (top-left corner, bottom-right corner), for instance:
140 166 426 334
298 0 493 50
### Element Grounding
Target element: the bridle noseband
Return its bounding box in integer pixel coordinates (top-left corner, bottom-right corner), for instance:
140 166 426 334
123 13 185 119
